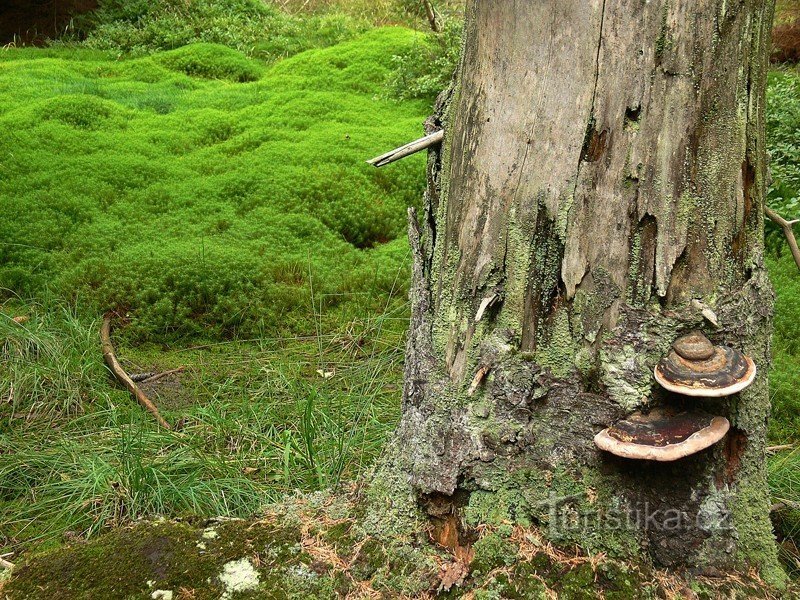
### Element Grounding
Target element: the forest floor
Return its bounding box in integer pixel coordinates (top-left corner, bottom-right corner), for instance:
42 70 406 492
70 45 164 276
1 1 800 597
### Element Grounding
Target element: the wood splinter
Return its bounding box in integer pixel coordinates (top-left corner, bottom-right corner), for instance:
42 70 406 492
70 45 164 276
367 129 444 168
467 365 490 397
474 294 498 323
101 314 171 430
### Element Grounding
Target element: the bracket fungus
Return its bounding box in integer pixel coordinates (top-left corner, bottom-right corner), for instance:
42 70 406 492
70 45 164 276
653 331 756 397
594 407 730 461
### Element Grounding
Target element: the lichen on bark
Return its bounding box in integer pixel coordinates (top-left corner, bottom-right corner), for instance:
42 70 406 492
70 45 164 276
368 0 784 584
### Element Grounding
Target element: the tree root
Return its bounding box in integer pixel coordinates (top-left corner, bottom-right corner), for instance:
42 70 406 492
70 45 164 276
101 313 171 430
765 206 800 272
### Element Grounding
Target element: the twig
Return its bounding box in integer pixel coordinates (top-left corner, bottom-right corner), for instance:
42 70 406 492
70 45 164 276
101 314 171 430
130 372 158 382
422 0 440 32
766 444 795 453
771 500 800 513
765 206 800 272
141 367 185 385
0 557 14 570
367 129 444 168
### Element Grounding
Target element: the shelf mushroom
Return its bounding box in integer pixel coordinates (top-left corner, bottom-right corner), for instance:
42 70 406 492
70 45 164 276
594 407 730 461
653 331 756 397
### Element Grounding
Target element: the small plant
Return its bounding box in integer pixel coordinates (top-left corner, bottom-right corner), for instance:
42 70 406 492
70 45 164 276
385 17 462 101
66 0 367 60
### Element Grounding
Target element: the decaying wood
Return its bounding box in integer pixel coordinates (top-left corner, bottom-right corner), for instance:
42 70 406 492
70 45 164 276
765 206 800 271
366 130 443 167
376 0 780 575
101 314 171 430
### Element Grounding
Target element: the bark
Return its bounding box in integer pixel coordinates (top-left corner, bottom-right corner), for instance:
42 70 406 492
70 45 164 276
372 0 784 582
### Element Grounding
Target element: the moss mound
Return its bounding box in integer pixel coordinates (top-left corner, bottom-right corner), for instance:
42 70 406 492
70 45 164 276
156 43 262 82
0 28 428 341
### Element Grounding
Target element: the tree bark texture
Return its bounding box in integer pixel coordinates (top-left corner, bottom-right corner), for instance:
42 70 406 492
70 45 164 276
375 0 783 580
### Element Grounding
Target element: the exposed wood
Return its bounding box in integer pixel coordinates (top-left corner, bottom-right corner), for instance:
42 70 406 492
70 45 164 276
101 314 171 430
366 130 443 167
765 206 800 271
466 364 489 396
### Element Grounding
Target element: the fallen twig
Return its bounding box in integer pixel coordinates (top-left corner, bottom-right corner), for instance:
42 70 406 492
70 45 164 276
141 367 185 385
765 206 800 272
0 557 14 570
766 444 795 453
101 314 171 430
367 129 444 167
130 372 158 382
771 500 800 513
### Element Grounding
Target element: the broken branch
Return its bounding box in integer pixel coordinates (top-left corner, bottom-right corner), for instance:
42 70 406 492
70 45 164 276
765 206 800 272
101 314 171 430
367 129 444 168
422 0 440 32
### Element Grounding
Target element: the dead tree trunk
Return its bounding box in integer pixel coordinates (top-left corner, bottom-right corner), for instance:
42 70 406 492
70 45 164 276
372 0 783 582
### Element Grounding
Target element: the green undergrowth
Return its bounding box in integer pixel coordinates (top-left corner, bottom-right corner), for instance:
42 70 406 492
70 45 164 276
767 68 800 232
766 66 800 447
765 65 800 578
0 28 430 342
0 296 407 554
63 0 370 61
2 491 790 600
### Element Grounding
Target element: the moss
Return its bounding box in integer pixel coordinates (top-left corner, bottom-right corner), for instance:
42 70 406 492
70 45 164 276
533 307 577 378
471 533 519 576
156 43 263 82
481 568 551 599
348 538 386 580
5 510 793 599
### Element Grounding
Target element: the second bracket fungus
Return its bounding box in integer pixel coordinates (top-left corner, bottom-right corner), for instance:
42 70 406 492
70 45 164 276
654 331 756 397
594 407 730 461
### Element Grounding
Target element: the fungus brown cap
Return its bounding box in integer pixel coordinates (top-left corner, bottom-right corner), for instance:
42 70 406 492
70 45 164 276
654 331 756 397
594 407 730 461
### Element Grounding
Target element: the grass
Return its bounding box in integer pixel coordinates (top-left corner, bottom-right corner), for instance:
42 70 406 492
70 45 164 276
0 294 407 551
